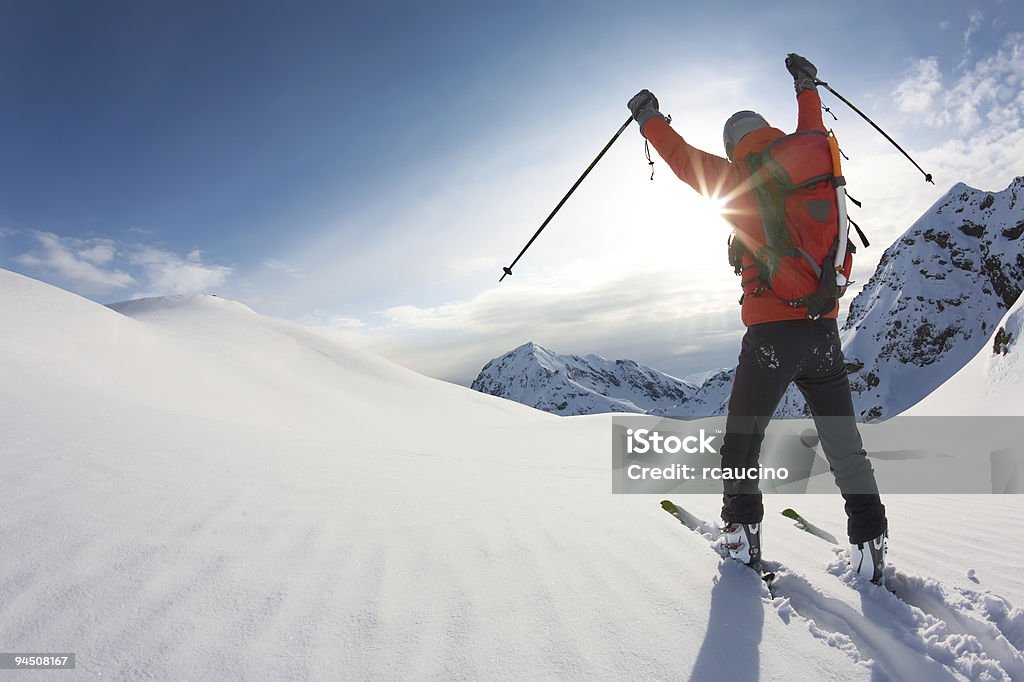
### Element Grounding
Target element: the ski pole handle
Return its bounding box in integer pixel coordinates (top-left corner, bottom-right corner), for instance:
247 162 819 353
633 92 654 113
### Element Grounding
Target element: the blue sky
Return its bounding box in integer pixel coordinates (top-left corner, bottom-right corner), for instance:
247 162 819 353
2 1 1022 384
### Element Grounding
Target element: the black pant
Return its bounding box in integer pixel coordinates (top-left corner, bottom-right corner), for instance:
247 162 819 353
720 318 887 544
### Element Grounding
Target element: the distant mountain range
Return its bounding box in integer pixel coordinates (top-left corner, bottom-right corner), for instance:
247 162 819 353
470 342 698 416
472 177 1024 420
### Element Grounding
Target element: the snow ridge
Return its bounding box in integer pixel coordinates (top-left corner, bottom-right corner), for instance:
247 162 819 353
470 342 697 415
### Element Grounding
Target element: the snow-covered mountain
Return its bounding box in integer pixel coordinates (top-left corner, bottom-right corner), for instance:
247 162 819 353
4 268 1024 680
476 178 1024 421
906 294 1024 415
841 176 1024 420
658 368 809 418
470 346 809 419
471 341 698 415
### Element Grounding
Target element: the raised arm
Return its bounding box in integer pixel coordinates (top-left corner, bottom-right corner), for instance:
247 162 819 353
796 88 826 133
787 53 827 133
625 89 736 199
643 117 736 199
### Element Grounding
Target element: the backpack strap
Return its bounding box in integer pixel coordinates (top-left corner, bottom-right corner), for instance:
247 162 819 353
727 232 770 300
849 217 870 247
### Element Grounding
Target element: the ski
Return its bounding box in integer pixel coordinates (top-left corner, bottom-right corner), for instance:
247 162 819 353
781 507 838 544
660 500 776 587
781 508 895 589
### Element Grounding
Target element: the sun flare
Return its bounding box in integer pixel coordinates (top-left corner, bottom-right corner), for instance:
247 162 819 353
687 193 733 241
704 196 727 215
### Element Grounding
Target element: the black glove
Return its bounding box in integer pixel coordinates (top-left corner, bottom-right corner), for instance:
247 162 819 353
785 53 818 93
627 89 665 136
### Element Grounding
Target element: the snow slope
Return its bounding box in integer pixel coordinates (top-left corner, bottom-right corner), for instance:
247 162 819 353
905 295 1024 415
2 268 1023 681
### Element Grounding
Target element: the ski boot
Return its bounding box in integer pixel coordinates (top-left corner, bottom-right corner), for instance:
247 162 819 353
722 521 762 571
851 531 887 586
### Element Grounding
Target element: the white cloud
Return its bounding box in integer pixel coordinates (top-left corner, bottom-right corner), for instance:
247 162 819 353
15 232 135 293
378 265 735 332
962 10 984 57
921 126 1024 192
307 262 747 384
263 258 304 277
12 231 235 297
300 310 366 330
77 243 117 265
893 34 1024 133
0 227 18 238
894 58 943 113
128 247 232 295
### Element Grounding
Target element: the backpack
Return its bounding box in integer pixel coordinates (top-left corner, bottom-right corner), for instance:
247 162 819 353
727 130 863 319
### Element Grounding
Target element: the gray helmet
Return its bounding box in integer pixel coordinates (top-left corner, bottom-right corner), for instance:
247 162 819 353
723 110 769 161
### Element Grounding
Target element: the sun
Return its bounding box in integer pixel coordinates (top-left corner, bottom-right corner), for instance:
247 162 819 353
704 196 727 216
645 191 735 272
688 193 733 235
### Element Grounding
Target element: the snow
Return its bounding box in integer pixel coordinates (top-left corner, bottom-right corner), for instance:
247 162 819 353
905 294 1024 415
2 267 1024 680
471 341 697 415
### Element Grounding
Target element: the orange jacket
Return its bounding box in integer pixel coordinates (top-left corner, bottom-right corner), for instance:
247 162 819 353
643 88 838 326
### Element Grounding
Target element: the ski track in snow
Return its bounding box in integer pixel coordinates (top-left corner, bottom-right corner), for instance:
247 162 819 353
953 587 1024 653
880 567 1024 680
669 503 1024 681
768 566 961 681
773 538 1024 681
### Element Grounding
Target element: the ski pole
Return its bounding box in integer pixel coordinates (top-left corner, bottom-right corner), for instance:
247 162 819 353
499 110 640 282
815 79 934 184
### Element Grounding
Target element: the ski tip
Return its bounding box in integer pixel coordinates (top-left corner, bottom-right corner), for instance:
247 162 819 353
780 508 799 520
660 500 679 514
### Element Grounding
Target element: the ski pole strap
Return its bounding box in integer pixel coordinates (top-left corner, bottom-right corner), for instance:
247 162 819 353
643 114 670 181
815 79 935 185
849 217 870 247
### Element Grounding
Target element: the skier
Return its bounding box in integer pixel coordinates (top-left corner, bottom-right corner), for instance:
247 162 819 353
627 54 888 584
